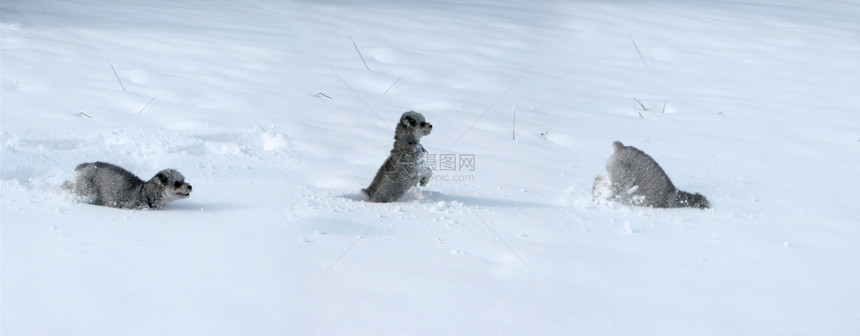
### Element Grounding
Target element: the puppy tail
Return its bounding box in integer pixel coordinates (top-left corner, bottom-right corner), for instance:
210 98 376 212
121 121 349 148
675 190 710 209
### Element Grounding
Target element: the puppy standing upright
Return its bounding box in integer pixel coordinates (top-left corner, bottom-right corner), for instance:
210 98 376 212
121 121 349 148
362 111 433 203
63 161 192 209
594 141 709 209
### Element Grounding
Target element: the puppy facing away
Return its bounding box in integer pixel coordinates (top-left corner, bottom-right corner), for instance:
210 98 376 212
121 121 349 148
63 162 192 209
593 141 709 209
362 111 433 203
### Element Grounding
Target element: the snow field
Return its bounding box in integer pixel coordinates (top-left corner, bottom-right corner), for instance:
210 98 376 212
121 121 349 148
3 0 859 335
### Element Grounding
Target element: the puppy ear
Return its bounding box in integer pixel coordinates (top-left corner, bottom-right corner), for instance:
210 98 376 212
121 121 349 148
401 115 417 128
155 172 170 186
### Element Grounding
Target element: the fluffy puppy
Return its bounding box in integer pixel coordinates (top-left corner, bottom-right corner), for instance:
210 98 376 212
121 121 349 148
63 161 192 209
362 111 433 203
593 141 709 209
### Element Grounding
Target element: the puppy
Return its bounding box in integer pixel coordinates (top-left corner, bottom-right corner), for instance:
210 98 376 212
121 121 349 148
63 162 191 209
593 141 709 209
362 111 433 203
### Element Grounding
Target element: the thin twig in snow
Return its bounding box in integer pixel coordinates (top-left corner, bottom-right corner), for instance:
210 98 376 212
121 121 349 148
138 95 158 114
350 35 370 71
512 107 517 140
383 73 406 94
629 34 649 69
108 58 126 92
634 98 649 111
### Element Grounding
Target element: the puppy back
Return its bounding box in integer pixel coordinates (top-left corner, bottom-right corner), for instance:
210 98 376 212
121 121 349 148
75 162 97 171
607 141 676 203
76 161 120 172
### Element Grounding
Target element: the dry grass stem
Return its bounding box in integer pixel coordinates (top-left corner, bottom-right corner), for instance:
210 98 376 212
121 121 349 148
383 73 406 94
138 95 158 114
634 98 649 111
629 34 649 69
108 58 126 92
350 35 370 71
512 107 517 140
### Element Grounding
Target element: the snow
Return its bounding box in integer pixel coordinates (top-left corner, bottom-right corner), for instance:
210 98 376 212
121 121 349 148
2 0 859 334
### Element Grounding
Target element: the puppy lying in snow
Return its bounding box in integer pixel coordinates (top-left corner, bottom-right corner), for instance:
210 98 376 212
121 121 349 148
63 161 191 209
362 111 433 203
593 141 709 209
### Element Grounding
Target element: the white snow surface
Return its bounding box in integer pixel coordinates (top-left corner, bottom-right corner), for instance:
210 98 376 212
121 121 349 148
2 0 859 334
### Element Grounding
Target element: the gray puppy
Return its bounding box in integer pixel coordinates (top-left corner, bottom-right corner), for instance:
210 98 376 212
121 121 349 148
63 161 192 209
593 141 709 209
362 111 433 203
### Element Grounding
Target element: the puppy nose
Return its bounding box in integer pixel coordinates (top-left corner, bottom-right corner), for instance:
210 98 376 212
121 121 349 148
187 185 192 190
427 123 433 129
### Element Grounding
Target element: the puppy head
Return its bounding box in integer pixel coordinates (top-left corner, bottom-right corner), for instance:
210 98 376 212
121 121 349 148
155 169 192 200
398 111 433 139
